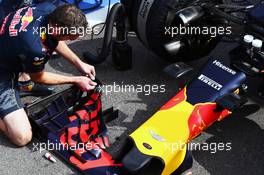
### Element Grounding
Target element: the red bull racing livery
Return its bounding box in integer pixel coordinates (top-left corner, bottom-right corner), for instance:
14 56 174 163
27 58 246 175
119 58 246 175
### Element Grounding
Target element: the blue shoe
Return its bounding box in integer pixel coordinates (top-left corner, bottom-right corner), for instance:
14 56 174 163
19 80 54 97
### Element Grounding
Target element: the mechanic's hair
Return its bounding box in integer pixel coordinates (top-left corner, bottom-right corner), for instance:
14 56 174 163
48 4 88 33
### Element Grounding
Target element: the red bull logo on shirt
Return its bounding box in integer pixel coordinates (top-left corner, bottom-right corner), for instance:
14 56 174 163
9 7 34 37
20 7 34 32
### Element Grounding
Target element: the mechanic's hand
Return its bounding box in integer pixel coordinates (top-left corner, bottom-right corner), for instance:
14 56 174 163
75 76 97 91
77 61 96 80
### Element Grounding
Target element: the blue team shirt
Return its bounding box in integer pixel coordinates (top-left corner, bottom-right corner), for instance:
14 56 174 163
0 2 58 79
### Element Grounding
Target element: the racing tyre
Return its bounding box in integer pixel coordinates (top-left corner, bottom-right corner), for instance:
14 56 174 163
122 0 220 62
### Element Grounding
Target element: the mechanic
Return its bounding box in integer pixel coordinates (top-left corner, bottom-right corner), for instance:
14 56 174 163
0 3 97 146
0 0 57 96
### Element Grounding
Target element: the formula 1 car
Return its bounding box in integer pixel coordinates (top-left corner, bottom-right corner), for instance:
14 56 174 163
26 58 248 175
81 0 264 96
83 0 264 65
111 58 248 175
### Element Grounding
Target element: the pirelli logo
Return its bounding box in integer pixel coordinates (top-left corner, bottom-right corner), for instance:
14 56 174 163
198 74 223 91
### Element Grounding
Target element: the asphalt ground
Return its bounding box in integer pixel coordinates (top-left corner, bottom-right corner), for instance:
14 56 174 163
0 34 264 175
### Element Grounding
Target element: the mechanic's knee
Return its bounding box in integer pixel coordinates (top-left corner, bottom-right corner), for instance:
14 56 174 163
12 130 32 147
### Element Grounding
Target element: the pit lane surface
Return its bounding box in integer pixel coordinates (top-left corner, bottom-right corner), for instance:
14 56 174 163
0 35 264 175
